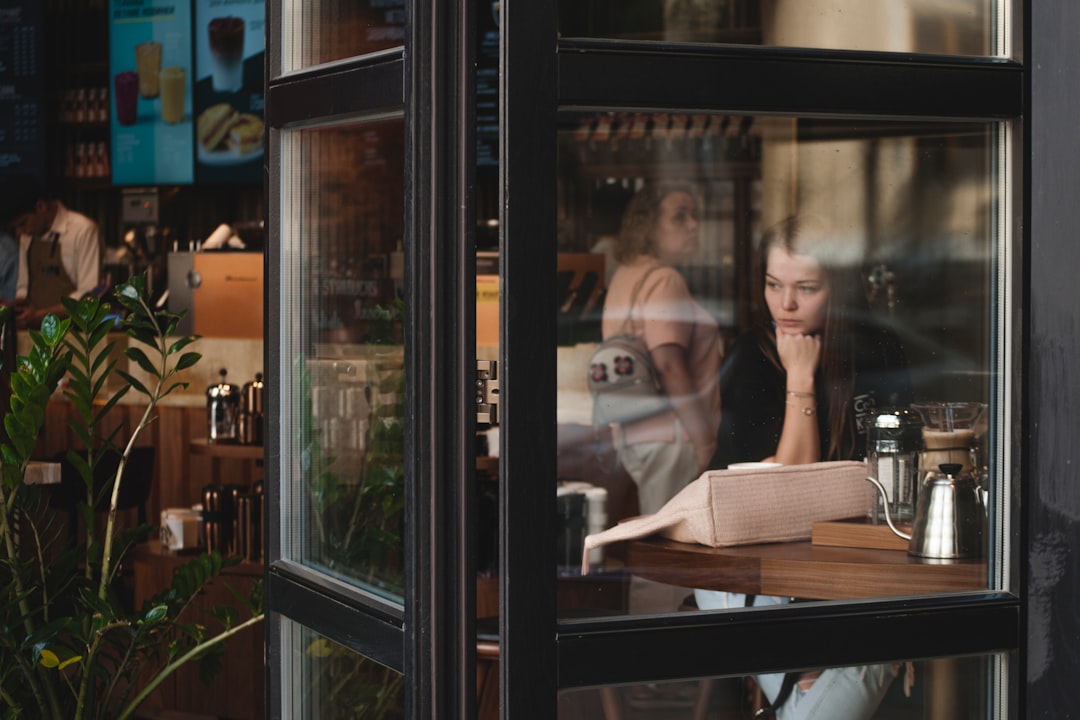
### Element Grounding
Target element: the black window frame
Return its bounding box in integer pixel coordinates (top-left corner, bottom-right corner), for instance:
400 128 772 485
500 6 1025 719
264 0 477 717
259 0 1080 716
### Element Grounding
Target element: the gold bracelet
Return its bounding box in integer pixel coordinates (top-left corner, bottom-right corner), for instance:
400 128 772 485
786 390 814 398
786 400 815 416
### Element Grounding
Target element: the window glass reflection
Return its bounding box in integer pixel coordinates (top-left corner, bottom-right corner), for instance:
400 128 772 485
280 0 405 74
558 0 1000 57
558 653 1002 719
279 116 406 601
557 112 1006 617
280 618 405 719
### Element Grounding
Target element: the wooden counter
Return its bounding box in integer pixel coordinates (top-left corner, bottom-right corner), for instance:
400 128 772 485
36 402 264 532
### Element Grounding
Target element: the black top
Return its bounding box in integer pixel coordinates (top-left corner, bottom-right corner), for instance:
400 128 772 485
710 322 913 469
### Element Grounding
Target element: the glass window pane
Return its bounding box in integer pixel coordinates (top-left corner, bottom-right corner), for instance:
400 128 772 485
557 112 1010 618
558 653 1008 719
278 115 406 602
558 0 1003 57
279 0 405 75
280 617 405 718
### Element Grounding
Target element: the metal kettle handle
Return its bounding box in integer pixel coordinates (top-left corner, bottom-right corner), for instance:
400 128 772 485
864 475 912 542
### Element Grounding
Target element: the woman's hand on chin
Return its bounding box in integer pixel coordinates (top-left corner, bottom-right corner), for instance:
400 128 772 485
775 330 821 383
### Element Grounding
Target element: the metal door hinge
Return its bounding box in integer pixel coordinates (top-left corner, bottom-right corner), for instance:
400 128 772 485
476 360 499 425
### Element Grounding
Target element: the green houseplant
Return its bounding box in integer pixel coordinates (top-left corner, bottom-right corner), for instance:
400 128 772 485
0 275 264 720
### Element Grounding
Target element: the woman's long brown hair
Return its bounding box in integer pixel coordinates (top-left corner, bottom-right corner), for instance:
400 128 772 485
752 214 865 460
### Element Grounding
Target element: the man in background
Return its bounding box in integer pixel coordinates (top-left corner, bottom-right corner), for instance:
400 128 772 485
0 174 102 328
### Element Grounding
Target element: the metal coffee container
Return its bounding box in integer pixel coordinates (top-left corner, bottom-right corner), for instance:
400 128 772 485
207 368 240 444
201 484 232 553
238 372 265 446
237 480 264 562
202 483 247 555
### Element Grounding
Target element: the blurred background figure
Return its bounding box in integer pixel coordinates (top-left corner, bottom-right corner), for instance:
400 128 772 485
0 174 102 328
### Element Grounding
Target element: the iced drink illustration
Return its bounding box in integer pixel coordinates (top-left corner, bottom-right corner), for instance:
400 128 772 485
159 67 186 124
208 17 245 93
135 41 163 98
114 71 138 126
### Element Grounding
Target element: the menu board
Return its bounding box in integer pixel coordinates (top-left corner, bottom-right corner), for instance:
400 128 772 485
109 0 194 185
193 0 264 184
0 2 44 180
476 2 498 167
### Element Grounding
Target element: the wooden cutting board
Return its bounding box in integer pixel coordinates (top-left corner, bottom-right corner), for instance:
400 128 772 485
811 516 911 551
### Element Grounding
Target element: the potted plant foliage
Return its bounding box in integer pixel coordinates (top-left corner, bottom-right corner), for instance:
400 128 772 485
0 275 263 720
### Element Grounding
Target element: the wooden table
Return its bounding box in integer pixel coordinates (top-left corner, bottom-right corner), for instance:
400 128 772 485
626 537 986 720
626 536 986 600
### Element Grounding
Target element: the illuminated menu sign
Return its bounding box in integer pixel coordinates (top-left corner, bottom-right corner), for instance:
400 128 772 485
193 0 264 184
109 0 194 185
476 3 498 167
0 2 44 180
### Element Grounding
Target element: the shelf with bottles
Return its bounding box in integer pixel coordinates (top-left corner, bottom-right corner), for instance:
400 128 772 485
55 85 110 127
560 112 762 181
49 78 112 183
58 139 109 182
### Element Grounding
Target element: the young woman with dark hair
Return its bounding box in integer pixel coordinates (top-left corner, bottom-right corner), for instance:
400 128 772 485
710 213 911 469
698 213 914 719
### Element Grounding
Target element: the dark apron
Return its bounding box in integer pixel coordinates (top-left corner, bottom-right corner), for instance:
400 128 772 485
27 232 75 310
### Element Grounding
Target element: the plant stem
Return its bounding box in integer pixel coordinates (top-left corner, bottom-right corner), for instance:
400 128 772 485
117 614 265 720
0 460 64 719
97 291 168 601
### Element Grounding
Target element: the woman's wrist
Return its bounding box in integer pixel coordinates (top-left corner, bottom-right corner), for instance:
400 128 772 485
785 399 815 416
785 373 814 395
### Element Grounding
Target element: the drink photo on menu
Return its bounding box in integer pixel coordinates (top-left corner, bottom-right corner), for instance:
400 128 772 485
108 0 195 185
193 0 266 183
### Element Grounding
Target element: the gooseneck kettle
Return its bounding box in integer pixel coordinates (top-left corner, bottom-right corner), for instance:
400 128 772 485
866 463 985 560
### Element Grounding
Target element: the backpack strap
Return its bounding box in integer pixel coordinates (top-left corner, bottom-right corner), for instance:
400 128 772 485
746 592 798 718
752 673 799 717
616 264 663 336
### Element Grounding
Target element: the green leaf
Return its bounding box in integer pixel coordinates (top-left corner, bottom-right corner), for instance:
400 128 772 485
116 370 150 396
162 381 190 398
39 315 61 345
168 336 198 355
124 346 158 376
90 345 119 375
143 604 169 624
210 604 239 630
89 321 115 350
175 351 202 371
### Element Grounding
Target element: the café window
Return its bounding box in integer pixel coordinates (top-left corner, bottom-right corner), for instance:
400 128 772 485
277 114 406 603
557 0 1003 57
277 0 406 75
554 111 1012 617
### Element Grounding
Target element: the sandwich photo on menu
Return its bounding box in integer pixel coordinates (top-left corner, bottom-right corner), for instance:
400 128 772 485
197 102 264 163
